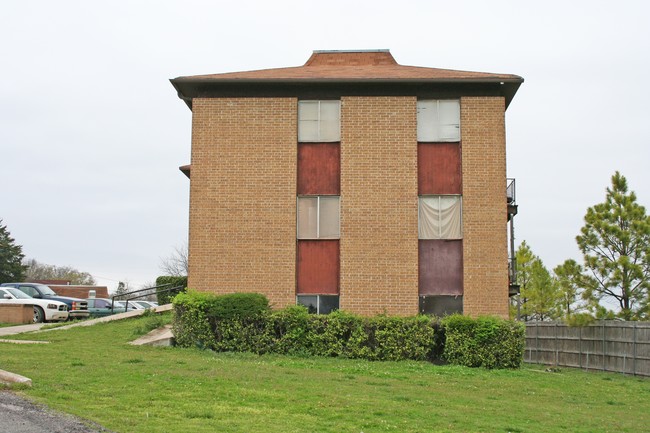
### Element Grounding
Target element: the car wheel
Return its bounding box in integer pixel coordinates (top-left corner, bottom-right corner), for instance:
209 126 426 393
33 306 45 323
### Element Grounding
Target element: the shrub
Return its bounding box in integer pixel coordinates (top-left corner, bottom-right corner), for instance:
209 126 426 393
270 305 313 355
442 314 525 369
173 291 270 350
206 292 269 320
172 290 217 350
155 276 188 305
173 291 442 362
173 292 523 369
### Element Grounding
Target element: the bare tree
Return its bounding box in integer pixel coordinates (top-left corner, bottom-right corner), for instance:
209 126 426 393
158 242 188 276
24 258 96 285
113 281 130 300
138 281 158 301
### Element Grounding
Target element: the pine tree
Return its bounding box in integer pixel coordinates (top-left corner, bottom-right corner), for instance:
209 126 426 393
515 241 561 321
0 219 27 284
553 259 591 320
576 172 650 320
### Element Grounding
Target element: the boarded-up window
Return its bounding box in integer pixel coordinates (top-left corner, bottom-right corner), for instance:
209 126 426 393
297 196 340 239
419 239 463 295
298 100 341 142
418 143 461 195
297 240 339 294
417 100 460 142
418 196 462 239
298 143 340 195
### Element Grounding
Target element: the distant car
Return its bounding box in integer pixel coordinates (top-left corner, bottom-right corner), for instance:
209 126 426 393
0 287 69 323
0 283 89 320
85 298 128 318
131 300 158 309
113 300 139 311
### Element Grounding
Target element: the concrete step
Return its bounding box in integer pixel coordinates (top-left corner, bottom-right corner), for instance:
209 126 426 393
129 324 174 347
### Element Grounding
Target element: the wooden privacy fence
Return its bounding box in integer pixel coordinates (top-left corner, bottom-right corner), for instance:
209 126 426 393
525 321 650 377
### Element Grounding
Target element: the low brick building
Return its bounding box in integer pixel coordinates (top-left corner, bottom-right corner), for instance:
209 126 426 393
171 50 522 317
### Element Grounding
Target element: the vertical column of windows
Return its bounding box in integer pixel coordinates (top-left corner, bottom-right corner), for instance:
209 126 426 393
296 100 341 313
417 99 463 316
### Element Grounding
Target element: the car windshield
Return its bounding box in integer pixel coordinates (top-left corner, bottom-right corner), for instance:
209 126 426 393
4 288 33 299
34 284 58 296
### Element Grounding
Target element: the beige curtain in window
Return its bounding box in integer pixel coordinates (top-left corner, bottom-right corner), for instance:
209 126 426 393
298 101 340 142
318 196 340 238
297 196 340 239
298 102 319 142
297 197 318 239
416 100 460 142
419 196 462 239
318 101 340 142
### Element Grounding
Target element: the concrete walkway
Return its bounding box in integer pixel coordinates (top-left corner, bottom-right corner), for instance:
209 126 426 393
0 323 47 337
0 304 173 337
48 304 172 330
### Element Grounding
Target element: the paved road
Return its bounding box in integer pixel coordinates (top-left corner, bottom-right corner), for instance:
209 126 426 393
0 391 112 433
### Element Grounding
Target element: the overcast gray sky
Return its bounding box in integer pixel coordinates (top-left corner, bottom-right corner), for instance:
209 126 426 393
2 0 649 291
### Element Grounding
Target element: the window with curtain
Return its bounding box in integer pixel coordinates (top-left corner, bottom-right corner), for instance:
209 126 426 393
298 100 341 142
417 99 460 142
418 195 462 239
297 196 340 239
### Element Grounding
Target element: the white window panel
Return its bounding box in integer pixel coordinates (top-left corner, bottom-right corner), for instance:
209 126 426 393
417 99 460 142
297 197 318 239
418 195 462 239
297 196 340 239
318 196 340 238
298 100 341 142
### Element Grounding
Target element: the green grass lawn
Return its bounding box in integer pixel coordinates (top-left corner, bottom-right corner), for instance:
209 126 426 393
1 313 648 433
0 322 21 328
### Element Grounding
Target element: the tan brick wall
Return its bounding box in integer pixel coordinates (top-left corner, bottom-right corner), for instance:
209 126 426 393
187 98 297 308
340 96 419 316
461 96 509 318
0 304 33 324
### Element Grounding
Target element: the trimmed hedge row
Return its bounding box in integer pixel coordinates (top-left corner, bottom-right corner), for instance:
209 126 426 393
155 276 188 305
172 291 525 368
442 314 525 369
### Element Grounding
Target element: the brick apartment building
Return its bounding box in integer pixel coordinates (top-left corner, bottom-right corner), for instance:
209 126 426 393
171 50 522 317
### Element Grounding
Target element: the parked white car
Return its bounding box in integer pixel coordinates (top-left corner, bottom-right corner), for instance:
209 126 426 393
131 300 158 309
0 287 69 323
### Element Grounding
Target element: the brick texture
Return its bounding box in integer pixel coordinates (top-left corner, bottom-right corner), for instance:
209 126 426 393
340 96 419 316
187 98 297 308
0 304 33 324
461 96 509 318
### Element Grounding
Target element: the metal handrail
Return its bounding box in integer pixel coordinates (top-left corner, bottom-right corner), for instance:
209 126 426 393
110 283 184 312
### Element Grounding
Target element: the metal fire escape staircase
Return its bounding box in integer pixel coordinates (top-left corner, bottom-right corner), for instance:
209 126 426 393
507 178 519 296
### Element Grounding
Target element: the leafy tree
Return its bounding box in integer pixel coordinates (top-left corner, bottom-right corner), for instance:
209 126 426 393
0 219 26 283
576 172 650 320
514 241 561 321
24 258 96 285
